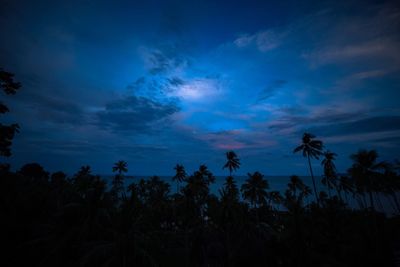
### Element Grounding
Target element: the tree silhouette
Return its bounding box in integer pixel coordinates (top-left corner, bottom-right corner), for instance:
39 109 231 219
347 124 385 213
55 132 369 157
268 190 283 210
321 150 337 197
285 175 311 209
113 160 128 174
0 69 21 157
112 160 128 201
197 164 215 184
183 165 215 220
173 164 187 193
294 133 323 205
241 171 269 209
220 176 239 204
223 150 240 176
337 175 353 204
19 163 49 182
1 150 399 266
348 150 384 210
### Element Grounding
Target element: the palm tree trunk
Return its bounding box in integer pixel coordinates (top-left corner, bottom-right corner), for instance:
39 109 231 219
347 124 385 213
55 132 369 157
391 193 400 213
337 188 343 202
307 155 320 205
327 184 331 198
368 190 375 210
375 193 384 211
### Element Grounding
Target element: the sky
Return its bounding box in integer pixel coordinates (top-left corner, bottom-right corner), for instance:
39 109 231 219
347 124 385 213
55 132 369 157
1 0 400 176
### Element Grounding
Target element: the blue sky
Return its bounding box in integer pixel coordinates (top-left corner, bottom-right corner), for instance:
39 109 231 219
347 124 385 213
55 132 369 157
1 0 400 175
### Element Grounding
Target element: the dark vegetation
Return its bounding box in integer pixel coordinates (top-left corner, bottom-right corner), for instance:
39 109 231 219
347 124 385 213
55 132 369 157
1 70 400 266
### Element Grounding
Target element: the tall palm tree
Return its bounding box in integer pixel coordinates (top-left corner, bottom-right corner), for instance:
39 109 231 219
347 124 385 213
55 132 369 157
294 132 323 204
321 151 337 197
223 151 240 176
241 171 269 209
173 164 187 193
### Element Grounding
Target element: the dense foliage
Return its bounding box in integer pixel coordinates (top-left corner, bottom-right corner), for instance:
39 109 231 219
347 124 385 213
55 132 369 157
1 152 400 266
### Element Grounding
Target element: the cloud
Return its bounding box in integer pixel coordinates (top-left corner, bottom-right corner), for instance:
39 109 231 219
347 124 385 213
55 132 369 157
257 80 287 102
195 128 277 151
96 95 179 133
234 30 283 52
303 40 400 67
169 78 222 101
320 130 400 149
168 76 185 87
326 69 390 93
139 45 189 75
265 104 372 134
308 116 400 137
126 77 146 92
302 5 400 68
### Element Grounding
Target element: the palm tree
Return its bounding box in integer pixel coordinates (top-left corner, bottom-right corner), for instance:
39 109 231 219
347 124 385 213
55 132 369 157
220 176 239 203
268 190 283 210
348 150 384 210
113 160 128 175
197 164 215 184
241 171 269 209
321 151 337 197
173 164 187 193
338 175 353 204
285 175 312 208
294 132 323 204
112 160 128 201
223 151 240 176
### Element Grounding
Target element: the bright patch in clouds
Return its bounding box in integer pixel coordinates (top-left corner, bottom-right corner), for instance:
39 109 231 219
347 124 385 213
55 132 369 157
172 78 221 101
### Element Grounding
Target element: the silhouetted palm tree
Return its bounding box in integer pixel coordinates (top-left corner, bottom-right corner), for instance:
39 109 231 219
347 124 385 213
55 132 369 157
113 160 128 175
337 175 353 204
268 190 283 210
285 175 312 209
173 164 187 193
348 150 384 210
321 151 337 197
112 160 128 201
197 164 215 184
220 176 239 204
294 133 323 204
223 151 240 176
241 171 269 209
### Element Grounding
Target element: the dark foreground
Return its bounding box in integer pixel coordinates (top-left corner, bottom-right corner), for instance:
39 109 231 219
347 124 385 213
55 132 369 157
1 163 400 267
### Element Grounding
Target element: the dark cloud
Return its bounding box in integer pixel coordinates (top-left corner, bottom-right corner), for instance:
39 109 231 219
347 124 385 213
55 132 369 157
168 77 185 86
29 95 84 125
96 96 179 133
268 108 367 131
308 116 400 137
126 77 146 92
257 80 287 102
145 45 189 75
